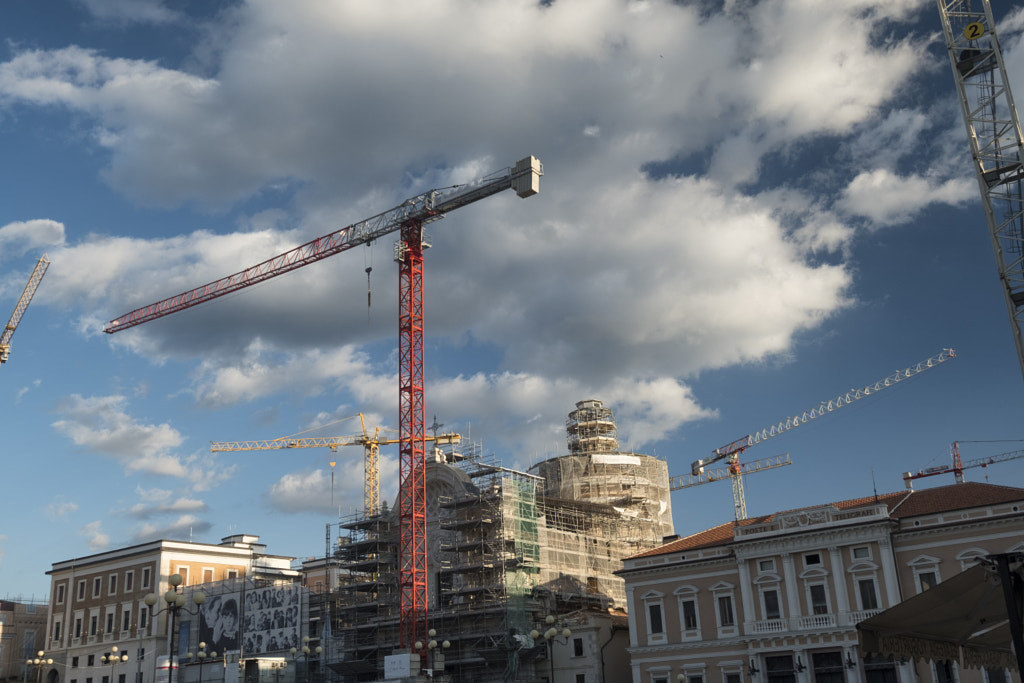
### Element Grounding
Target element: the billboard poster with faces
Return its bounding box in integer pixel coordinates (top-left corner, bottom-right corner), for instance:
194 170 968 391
240 584 302 655
198 593 241 655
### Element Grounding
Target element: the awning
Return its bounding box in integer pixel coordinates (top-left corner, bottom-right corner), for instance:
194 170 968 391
857 555 1024 672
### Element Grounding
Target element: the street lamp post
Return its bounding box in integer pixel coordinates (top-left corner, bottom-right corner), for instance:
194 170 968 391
193 642 217 683
25 650 53 683
289 637 321 683
144 574 205 683
424 629 450 677
529 615 572 683
102 646 129 683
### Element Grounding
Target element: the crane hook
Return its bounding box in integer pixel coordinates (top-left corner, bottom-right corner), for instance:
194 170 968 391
366 266 372 323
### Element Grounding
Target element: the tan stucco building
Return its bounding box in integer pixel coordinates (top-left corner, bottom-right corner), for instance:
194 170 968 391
617 482 1024 683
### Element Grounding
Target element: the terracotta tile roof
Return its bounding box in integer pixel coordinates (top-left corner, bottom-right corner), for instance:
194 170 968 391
629 482 1024 560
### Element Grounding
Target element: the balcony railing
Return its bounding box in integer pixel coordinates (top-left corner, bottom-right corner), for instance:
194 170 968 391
745 608 883 635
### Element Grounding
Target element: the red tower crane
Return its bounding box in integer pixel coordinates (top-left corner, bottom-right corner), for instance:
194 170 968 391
104 156 543 650
903 440 1024 488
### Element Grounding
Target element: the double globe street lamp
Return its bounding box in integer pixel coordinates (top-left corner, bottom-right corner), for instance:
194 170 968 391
101 646 128 683
188 642 217 683
24 650 52 683
144 574 205 683
289 636 321 683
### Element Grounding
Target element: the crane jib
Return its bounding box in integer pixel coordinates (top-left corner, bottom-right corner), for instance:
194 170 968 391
103 156 542 334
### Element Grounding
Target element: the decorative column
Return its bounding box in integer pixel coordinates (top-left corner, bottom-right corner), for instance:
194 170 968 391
828 546 850 614
877 537 901 607
782 553 801 626
737 558 756 633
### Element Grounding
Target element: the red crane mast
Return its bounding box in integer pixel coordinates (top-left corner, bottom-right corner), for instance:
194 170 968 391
105 156 543 650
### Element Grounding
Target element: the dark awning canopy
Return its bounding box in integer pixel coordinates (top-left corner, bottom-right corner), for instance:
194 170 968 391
857 554 1023 672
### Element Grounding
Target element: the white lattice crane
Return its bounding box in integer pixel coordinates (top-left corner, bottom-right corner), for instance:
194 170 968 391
936 0 1024 385
1 254 50 368
680 348 957 520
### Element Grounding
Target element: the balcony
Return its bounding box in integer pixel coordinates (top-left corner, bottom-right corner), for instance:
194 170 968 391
745 608 883 635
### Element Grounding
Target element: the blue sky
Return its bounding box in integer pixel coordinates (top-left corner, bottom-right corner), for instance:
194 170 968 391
3 0 1024 600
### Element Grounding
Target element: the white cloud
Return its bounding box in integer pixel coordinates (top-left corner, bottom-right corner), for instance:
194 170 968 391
74 0 181 24
52 394 188 476
0 0 969 480
79 521 110 551
0 220 65 261
45 499 80 519
129 515 212 544
266 461 366 515
839 169 976 226
126 486 207 519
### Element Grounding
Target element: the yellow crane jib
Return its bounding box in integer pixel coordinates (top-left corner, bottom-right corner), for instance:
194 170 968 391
1 254 50 366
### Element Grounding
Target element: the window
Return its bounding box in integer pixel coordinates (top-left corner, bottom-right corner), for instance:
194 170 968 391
726 674 742 683
864 656 897 683
759 559 776 572
142 567 151 589
88 655 95 667
853 546 871 560
804 553 822 567
858 579 879 610
226 569 238 580
124 571 134 593
809 584 829 615
986 668 1007 683
576 675 586 683
176 567 189 585
642 591 666 643
93 577 102 597
122 610 131 632
718 595 735 626
53 620 62 641
919 571 937 592
22 629 37 658
648 602 664 634
77 580 86 601
105 612 114 634
766 655 796 683
202 568 214 584
682 599 698 630
57 585 66 605
139 609 148 630
813 652 845 683
74 618 82 638
763 589 781 620
688 676 704 683
573 637 584 657
72 657 80 668
90 615 98 636
139 648 145 661
935 660 956 683
109 574 118 595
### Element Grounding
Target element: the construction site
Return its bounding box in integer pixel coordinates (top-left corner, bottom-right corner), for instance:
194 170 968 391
317 399 674 682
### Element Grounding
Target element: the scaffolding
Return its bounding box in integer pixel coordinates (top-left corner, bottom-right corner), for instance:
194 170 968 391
321 400 674 682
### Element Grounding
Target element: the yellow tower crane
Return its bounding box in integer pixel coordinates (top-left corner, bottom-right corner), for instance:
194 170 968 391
210 413 461 516
1 254 50 368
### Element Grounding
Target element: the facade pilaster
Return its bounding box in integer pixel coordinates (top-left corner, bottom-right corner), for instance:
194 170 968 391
829 546 850 613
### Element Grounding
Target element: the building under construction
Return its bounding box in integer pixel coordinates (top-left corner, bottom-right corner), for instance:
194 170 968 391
319 399 673 682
